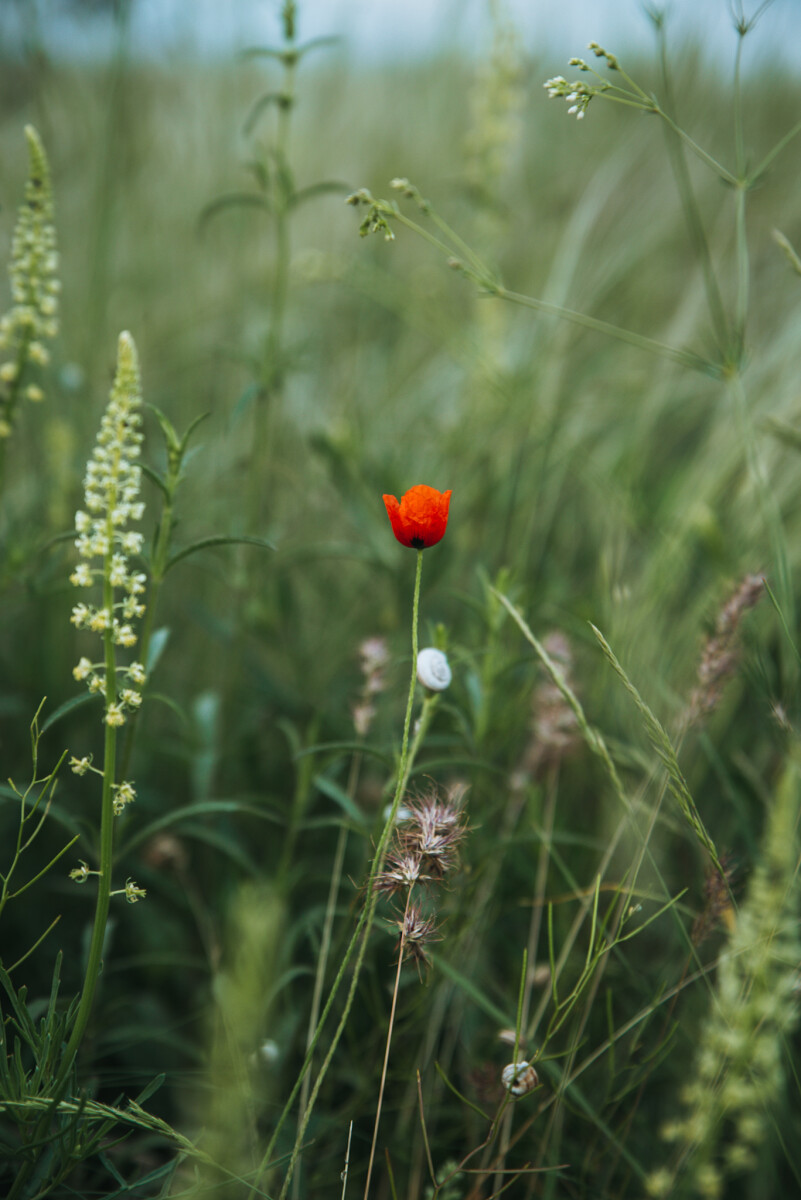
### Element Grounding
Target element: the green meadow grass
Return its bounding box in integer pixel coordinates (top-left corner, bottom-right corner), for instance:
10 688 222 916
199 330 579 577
1 5 800 1196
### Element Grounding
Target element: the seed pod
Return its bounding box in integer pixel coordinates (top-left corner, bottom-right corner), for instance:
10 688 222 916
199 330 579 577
501 1061 539 1097
417 647 452 692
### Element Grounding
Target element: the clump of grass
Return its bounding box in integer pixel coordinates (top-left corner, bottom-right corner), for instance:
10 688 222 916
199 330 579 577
655 759 801 1198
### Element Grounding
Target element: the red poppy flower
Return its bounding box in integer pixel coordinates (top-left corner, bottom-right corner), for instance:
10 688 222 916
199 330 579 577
383 485 452 550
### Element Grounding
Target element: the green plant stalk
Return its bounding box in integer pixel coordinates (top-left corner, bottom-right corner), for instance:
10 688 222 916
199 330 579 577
250 691 438 1200
118 491 172 782
656 25 731 356
0 328 33 509
9 551 119 1200
291 775 355 1200
249 550 425 1200
251 46 296 531
733 32 749 359
363 890 412 1200
384 206 717 375
56 539 119 1083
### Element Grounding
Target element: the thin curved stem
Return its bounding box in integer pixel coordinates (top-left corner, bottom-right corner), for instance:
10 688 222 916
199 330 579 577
249 551 425 1200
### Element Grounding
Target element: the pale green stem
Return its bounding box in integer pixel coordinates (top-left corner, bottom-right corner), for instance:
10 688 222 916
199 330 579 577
251 51 296 531
733 34 749 359
493 285 716 375
0 329 33 513
250 551 425 1200
292 752 360 1200
388 207 715 373
748 116 801 186
656 26 731 355
10 527 120 1200
55 522 119 1083
363 889 412 1200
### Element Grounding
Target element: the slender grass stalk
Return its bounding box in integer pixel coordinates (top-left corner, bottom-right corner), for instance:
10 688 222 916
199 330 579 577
250 5 297 531
363 890 412 1199
655 25 731 357
292 751 361 1200
247 550 424 1200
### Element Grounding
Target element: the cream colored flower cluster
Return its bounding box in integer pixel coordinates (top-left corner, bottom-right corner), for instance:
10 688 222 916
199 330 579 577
70 333 147 726
0 126 60 438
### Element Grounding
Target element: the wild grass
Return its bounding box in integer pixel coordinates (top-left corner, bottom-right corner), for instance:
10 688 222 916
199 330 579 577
1 1 801 1196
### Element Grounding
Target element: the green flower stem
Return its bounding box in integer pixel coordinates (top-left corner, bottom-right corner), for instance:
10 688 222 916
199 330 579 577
383 205 717 375
492 285 717 375
656 27 731 356
54 525 120 1088
0 328 33 509
748 116 801 186
249 550 425 1200
251 40 296 532
118 489 172 782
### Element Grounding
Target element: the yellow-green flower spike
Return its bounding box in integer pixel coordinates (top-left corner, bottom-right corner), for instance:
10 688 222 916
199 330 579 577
0 125 60 439
71 332 147 726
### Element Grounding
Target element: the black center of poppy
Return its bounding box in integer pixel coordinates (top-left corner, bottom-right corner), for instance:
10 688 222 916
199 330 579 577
411 536 425 549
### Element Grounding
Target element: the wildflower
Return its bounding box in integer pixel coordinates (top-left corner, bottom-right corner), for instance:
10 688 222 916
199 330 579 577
105 703 126 727
0 126 59 439
69 755 92 775
352 700 377 738
125 661 146 685
72 656 93 681
397 903 439 966
112 780 137 815
688 574 764 721
69 860 92 882
401 790 468 878
416 647 452 691
382 485 452 550
123 878 146 903
360 636 389 683
352 635 389 737
375 852 429 897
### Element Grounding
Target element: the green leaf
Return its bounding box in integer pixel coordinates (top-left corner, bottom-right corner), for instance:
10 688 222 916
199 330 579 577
118 800 281 859
589 624 723 870
431 954 509 1026
199 192 273 232
147 403 181 453
243 91 292 135
40 691 101 735
313 774 367 828
763 416 801 455
289 180 351 209
294 739 393 766
178 409 211 456
140 461 170 499
146 627 171 675
147 692 190 726
165 534 275 573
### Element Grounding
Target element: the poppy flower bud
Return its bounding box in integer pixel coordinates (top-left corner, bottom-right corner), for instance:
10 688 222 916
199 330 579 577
417 647 452 691
382 485 452 550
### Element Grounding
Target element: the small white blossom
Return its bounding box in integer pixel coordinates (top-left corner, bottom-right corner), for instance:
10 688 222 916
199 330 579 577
105 703 126 727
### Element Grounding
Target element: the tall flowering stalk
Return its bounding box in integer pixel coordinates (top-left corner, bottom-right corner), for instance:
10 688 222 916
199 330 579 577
59 331 147 1083
0 126 59 481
